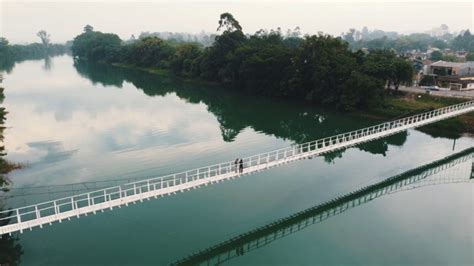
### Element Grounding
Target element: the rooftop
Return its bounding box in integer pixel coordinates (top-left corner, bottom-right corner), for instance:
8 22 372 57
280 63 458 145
430 61 466 68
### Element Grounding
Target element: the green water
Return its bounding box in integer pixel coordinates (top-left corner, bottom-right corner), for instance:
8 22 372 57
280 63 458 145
1 55 473 265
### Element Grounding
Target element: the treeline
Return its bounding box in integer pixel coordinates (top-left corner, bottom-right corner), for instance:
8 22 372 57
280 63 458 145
0 36 70 73
0 38 69 61
72 14 414 110
345 29 474 53
135 31 216 47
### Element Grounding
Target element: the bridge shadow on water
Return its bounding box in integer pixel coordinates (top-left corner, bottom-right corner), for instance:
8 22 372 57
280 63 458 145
171 147 473 265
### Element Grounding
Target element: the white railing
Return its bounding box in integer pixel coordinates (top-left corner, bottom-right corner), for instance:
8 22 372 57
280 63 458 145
172 149 473 266
0 100 473 235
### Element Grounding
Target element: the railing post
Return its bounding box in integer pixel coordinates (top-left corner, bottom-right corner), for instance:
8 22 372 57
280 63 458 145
16 209 21 224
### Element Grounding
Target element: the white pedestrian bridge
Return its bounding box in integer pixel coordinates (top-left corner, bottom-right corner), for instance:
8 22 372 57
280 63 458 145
1 100 473 235
172 147 474 266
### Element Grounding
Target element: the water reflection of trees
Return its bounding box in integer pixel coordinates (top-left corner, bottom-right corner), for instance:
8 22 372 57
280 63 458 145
74 60 410 161
0 81 23 265
43 56 52 71
0 55 54 74
0 207 23 265
0 59 15 74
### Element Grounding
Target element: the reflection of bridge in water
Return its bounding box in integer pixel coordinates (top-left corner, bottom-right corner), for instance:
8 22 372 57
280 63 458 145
172 147 474 266
0 101 473 235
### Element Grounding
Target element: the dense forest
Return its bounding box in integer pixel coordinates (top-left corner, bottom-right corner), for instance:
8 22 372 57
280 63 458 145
71 14 416 111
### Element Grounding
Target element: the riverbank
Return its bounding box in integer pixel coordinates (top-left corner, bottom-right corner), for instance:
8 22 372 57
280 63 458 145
360 92 474 138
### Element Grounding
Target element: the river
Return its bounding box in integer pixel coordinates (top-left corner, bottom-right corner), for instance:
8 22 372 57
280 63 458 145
1 55 473 265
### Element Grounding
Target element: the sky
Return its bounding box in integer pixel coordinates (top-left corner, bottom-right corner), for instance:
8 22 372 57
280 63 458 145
0 0 473 44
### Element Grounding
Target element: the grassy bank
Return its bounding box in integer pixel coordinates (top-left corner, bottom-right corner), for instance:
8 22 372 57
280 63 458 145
110 63 170 75
363 92 473 138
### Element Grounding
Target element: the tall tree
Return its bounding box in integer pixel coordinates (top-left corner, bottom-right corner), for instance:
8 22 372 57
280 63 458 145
84 24 94 33
217 13 242 32
430 50 443 61
36 30 50 47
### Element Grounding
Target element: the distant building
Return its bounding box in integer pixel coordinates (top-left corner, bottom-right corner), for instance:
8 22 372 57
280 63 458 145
424 61 474 90
426 61 474 75
405 50 428 60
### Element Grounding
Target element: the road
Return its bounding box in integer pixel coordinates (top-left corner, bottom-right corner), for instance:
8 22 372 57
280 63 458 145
399 86 474 99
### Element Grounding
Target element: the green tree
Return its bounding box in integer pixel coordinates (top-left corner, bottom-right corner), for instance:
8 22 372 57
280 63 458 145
232 32 292 95
430 50 443 61
451 30 474 52
0 37 11 59
342 28 356 44
442 54 459 62
36 30 50 47
71 30 122 62
170 43 202 75
340 71 384 110
84 24 94 33
121 37 174 68
217 12 242 32
390 59 413 90
432 39 447 49
361 49 396 88
290 34 358 104
466 53 474 61
199 13 246 82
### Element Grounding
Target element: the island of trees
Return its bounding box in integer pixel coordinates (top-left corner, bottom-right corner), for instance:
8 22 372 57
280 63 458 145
71 13 416 111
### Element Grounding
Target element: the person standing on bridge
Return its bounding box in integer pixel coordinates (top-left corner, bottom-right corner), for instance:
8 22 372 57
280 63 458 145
239 159 244 174
234 158 239 173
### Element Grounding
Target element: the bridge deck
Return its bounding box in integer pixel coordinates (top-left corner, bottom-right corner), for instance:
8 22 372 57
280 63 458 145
1 100 473 235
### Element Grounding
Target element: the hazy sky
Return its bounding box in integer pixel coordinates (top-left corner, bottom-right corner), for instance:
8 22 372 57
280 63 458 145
1 0 473 44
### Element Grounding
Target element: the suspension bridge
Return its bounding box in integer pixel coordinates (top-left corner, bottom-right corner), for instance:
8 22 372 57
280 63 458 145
173 147 474 266
0 100 473 235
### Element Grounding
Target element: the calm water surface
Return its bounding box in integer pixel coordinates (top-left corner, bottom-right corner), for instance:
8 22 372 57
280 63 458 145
1 56 473 265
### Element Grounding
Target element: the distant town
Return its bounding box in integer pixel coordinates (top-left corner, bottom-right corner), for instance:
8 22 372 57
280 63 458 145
340 24 474 94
